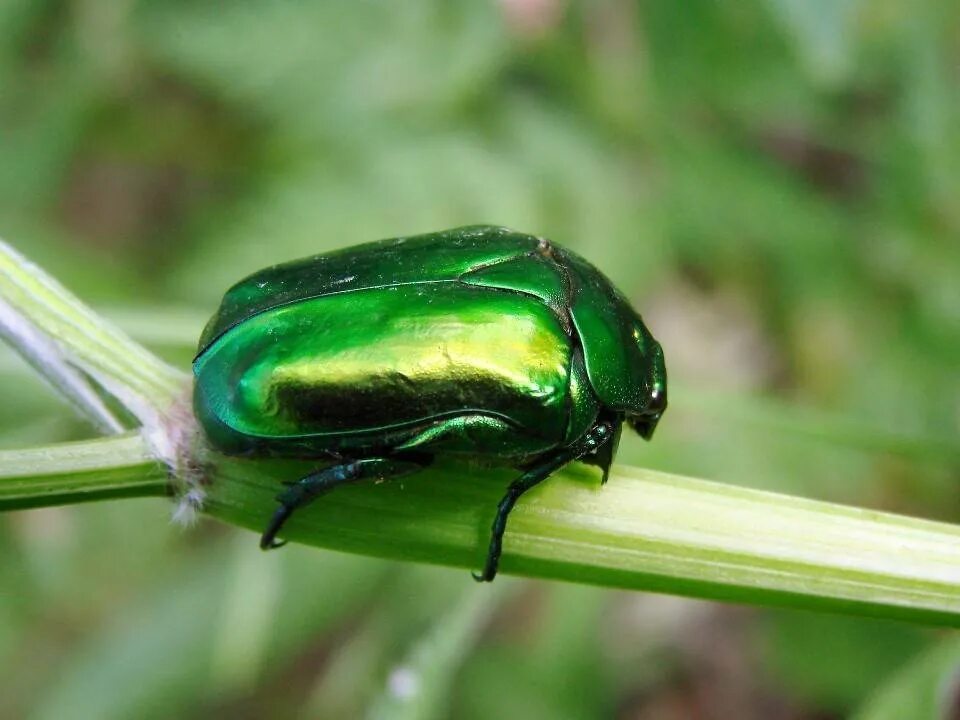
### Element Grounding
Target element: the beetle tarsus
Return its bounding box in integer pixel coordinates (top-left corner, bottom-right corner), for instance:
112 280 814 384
259 457 429 552
260 505 293 550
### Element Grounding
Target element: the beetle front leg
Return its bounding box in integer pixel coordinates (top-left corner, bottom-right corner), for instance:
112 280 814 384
261 456 427 550
473 421 616 582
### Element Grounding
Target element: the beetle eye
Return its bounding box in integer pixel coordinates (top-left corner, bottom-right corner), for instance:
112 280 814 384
648 386 667 415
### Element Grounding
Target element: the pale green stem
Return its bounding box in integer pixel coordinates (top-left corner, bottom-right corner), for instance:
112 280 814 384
0 433 168 509
0 241 187 426
1 434 958 627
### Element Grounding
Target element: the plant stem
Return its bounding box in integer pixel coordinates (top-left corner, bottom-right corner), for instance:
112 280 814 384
0 241 187 429
206 456 960 626
4 433 958 627
0 433 169 510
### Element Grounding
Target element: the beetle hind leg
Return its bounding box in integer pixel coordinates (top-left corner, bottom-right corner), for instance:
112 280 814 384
473 420 617 582
260 456 427 550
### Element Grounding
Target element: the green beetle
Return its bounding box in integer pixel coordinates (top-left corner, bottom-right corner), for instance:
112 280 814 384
193 225 666 581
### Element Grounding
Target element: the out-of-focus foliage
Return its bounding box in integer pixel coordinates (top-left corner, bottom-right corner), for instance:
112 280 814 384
851 635 960 720
0 1 957 718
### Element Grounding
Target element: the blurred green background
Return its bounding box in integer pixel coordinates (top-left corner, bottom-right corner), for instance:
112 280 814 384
1 1 958 718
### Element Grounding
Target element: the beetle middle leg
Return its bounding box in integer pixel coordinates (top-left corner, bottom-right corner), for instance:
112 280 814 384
261 456 427 550
473 420 616 582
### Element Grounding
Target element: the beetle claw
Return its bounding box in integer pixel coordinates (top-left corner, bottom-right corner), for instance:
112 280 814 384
260 504 292 550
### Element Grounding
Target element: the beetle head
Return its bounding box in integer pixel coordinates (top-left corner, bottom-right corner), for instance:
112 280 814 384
627 339 667 440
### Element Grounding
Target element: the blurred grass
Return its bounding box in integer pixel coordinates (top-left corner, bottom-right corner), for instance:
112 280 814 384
0 0 958 718
851 635 960 720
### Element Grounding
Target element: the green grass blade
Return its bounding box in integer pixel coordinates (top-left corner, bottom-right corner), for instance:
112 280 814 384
30 541 389 720
366 582 509 720
851 636 960 720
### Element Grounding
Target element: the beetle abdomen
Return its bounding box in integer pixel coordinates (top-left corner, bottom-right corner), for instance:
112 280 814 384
194 282 572 457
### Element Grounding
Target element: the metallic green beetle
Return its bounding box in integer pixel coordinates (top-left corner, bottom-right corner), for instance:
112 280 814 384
193 225 667 581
